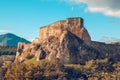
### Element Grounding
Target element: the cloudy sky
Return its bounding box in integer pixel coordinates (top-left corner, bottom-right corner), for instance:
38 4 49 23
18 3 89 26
0 0 120 41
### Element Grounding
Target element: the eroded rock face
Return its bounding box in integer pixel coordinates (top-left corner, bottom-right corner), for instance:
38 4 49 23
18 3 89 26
15 18 96 64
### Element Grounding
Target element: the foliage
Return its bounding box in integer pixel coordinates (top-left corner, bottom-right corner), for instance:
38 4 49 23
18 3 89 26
3 58 120 80
5 59 66 80
0 55 15 79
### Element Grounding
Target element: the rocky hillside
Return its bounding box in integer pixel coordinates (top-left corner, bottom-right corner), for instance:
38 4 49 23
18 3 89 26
0 33 30 46
0 55 15 79
4 17 120 80
15 17 120 64
15 18 92 63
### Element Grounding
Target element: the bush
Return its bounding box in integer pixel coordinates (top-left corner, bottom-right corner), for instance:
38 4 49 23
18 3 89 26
5 59 65 80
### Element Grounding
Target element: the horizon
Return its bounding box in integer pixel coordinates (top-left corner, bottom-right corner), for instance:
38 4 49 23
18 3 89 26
0 0 120 42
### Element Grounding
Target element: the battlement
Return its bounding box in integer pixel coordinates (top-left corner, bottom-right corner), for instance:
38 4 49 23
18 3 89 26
66 17 84 27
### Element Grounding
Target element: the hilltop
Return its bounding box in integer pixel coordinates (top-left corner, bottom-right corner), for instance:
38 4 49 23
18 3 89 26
15 18 120 64
4 18 120 80
0 33 30 46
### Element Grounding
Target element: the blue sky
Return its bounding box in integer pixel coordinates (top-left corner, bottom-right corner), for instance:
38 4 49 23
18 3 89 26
0 0 120 41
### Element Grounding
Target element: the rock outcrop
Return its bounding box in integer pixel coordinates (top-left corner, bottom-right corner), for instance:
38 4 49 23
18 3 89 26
15 17 120 64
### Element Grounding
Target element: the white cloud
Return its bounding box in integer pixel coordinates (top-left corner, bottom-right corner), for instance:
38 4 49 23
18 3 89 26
67 0 120 17
23 36 34 42
86 7 120 17
0 30 9 33
100 36 120 43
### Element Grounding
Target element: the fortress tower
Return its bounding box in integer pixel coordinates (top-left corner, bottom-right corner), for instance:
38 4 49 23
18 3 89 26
40 18 91 45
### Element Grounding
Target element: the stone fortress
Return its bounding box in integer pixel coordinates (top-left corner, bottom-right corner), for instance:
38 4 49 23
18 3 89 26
40 18 91 45
15 17 92 64
15 17 120 64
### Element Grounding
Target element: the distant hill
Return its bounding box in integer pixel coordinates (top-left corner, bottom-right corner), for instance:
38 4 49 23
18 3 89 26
0 33 30 46
100 37 120 43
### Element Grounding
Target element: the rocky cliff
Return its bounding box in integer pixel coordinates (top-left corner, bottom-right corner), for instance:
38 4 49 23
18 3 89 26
15 17 120 64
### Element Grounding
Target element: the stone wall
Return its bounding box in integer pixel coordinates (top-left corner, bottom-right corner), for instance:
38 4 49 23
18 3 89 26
39 18 91 44
15 17 92 63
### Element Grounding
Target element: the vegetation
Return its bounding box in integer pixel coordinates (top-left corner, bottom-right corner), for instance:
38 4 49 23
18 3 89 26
0 46 120 80
5 59 66 80
4 58 120 80
0 55 15 78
